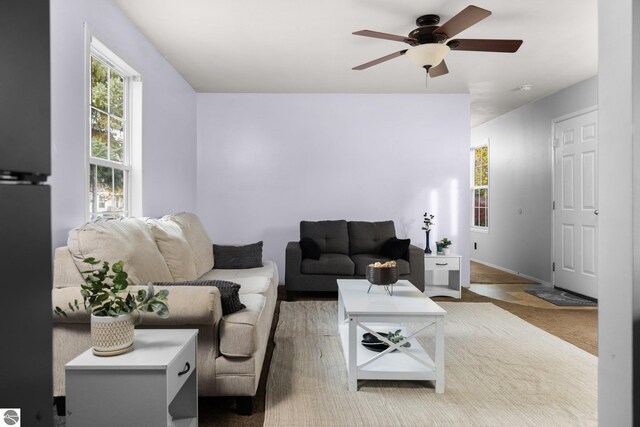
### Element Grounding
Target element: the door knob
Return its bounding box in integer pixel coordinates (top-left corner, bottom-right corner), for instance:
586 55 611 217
594 210 599 215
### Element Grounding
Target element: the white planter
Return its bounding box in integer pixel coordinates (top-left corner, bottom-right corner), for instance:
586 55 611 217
91 313 135 356
442 248 451 255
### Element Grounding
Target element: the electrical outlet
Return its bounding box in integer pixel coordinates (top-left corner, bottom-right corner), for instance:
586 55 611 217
474 242 477 250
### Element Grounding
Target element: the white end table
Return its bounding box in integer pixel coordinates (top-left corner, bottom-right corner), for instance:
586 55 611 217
65 329 198 427
337 279 446 393
424 254 462 298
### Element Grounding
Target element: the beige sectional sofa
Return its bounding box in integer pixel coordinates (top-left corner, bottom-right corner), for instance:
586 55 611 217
52 212 278 414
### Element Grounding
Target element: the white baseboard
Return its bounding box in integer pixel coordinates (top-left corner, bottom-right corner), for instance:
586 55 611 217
470 258 552 287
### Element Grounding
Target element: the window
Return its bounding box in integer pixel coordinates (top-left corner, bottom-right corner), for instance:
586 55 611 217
471 143 489 230
87 36 141 220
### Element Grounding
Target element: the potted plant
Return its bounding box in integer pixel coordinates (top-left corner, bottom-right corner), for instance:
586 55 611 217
54 257 170 356
436 237 452 255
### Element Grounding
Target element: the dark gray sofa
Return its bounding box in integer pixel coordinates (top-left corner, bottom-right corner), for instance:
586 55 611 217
285 220 424 299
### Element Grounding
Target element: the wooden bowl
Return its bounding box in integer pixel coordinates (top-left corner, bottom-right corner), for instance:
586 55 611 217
366 265 399 286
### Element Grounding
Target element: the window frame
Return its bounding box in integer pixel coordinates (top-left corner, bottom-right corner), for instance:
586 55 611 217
85 30 142 221
470 139 490 233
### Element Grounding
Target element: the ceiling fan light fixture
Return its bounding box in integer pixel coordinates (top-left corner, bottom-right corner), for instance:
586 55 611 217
405 43 450 68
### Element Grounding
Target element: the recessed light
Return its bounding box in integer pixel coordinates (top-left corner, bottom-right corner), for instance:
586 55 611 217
517 84 533 91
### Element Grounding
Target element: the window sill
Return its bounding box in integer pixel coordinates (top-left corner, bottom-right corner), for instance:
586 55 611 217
470 227 489 234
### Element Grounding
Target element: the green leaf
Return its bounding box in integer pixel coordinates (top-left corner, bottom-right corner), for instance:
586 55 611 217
83 257 99 265
150 300 163 310
151 301 170 318
53 306 68 318
143 283 155 302
113 271 128 286
112 260 125 273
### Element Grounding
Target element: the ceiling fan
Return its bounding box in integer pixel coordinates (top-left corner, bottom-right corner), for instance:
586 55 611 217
352 5 523 80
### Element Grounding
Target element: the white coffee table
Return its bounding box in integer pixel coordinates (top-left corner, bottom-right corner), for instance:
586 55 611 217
337 279 446 392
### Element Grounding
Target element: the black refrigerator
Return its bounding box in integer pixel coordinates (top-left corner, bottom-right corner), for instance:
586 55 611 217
0 0 53 424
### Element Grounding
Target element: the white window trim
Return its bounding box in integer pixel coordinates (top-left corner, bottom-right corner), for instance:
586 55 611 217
470 138 490 233
84 25 143 221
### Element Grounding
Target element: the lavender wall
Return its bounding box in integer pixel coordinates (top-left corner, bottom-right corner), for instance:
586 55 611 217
50 0 197 248
196 94 471 284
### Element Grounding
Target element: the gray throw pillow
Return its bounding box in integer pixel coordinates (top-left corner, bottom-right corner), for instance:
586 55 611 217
213 241 263 269
154 279 246 315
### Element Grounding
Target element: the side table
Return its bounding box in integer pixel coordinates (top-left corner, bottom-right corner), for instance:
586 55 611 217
65 329 198 427
424 254 462 298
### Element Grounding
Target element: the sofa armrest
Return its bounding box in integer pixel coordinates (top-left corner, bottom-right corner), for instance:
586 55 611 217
52 285 223 326
407 244 425 290
285 241 302 274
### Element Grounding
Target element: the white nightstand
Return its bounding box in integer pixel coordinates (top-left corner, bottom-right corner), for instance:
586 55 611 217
424 254 462 298
66 329 198 427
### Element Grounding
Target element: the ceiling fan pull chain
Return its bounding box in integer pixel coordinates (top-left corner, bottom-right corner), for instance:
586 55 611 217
424 66 430 88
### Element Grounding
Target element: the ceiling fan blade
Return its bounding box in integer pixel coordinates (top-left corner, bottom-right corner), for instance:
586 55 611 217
353 30 417 44
433 5 492 39
352 50 407 70
428 60 449 77
448 39 523 53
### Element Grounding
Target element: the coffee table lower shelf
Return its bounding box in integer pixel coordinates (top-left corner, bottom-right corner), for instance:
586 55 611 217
338 323 437 383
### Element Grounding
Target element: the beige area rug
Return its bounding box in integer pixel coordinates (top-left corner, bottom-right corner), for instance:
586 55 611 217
264 301 597 426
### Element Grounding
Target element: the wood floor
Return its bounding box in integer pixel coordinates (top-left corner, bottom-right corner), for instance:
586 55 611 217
469 261 597 311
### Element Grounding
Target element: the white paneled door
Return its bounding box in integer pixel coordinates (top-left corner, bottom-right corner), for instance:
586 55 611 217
553 110 598 298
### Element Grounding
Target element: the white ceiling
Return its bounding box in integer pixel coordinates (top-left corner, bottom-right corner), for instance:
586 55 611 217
113 0 597 127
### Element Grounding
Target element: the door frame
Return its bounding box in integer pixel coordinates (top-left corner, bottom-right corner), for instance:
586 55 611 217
550 105 598 290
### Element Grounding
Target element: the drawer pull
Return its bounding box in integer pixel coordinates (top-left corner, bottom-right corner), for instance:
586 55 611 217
178 362 191 377
435 263 448 266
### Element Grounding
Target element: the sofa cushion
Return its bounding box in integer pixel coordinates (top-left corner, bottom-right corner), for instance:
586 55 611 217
219 293 266 357
153 279 246 315
165 212 214 276
67 218 173 286
197 273 271 296
145 218 198 282
201 260 276 282
300 220 349 255
213 241 263 269
301 253 355 275
299 237 321 260
379 237 411 261
348 221 397 255
351 254 410 276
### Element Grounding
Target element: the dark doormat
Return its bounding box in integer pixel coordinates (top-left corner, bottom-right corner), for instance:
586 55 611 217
525 288 597 307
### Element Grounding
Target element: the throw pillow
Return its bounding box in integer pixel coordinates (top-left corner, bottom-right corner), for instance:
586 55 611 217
379 237 410 260
213 241 263 269
154 279 246 315
299 237 321 260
